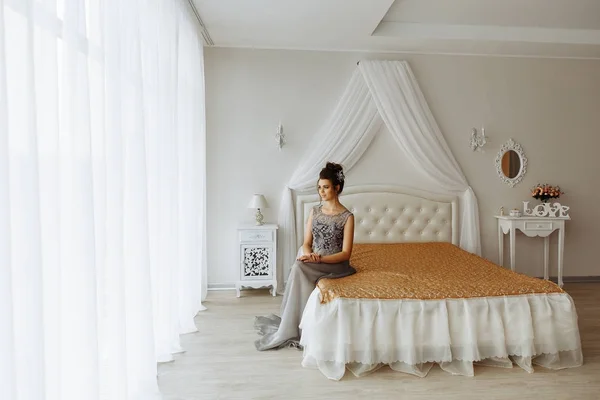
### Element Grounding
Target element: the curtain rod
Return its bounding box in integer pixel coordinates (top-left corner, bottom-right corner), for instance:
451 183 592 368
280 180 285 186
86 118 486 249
187 0 214 46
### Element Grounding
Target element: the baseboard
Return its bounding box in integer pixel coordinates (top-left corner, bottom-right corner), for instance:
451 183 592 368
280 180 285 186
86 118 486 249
208 282 286 291
208 276 600 291
208 283 236 291
544 276 600 283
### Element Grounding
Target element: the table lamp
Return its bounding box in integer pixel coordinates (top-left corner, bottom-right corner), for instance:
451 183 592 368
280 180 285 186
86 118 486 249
248 194 269 225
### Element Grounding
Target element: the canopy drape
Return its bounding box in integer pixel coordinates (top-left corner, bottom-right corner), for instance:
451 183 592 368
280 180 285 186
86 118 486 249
278 60 480 288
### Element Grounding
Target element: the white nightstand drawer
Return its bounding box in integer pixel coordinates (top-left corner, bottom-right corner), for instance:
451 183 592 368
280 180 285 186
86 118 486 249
524 221 553 230
240 229 273 242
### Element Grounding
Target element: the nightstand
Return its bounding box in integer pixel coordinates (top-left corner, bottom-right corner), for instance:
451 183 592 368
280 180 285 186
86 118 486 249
236 224 278 297
495 215 570 287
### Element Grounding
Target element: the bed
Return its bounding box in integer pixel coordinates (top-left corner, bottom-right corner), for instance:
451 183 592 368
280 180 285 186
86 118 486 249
294 185 583 380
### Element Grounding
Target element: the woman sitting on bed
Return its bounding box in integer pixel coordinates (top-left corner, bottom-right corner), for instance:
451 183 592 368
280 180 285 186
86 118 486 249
255 162 356 351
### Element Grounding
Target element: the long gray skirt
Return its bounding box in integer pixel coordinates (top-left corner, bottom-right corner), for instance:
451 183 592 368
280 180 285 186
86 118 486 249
254 260 356 351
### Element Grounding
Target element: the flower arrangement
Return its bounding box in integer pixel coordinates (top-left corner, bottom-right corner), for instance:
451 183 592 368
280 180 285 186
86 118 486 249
531 184 563 202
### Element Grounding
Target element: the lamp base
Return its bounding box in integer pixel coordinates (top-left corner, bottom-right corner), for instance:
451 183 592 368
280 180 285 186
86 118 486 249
255 209 264 225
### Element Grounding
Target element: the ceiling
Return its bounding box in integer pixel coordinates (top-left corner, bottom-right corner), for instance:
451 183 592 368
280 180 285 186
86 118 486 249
192 0 600 58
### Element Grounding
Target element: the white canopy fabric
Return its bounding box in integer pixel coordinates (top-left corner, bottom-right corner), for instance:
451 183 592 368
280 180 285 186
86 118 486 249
277 60 481 288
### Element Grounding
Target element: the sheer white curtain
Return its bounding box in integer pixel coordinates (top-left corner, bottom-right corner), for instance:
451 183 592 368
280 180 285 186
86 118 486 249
0 0 206 399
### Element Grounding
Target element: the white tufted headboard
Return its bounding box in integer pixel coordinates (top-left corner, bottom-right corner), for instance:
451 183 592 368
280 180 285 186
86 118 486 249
295 185 458 246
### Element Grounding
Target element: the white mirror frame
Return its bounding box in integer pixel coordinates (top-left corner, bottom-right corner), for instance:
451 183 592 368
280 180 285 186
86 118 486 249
495 138 528 187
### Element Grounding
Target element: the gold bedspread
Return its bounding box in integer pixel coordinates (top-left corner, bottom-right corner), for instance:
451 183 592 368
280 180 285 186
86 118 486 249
317 242 563 304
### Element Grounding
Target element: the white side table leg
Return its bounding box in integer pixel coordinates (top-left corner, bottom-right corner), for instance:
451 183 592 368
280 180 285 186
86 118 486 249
270 283 277 296
543 236 550 280
509 227 516 272
236 283 241 298
498 222 504 267
558 225 565 288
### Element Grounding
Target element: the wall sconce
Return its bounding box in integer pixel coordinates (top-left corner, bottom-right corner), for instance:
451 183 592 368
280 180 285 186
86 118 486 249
248 194 269 225
275 122 285 150
470 127 487 151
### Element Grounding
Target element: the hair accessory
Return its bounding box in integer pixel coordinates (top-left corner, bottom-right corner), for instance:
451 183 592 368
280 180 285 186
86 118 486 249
337 170 345 183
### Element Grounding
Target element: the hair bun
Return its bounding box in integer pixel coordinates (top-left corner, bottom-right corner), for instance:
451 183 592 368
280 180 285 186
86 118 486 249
326 162 343 173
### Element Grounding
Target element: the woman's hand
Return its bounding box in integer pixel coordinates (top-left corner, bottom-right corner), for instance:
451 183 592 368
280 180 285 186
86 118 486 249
297 253 321 263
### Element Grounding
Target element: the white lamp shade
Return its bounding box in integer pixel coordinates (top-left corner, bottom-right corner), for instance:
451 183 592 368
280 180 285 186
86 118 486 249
248 194 269 209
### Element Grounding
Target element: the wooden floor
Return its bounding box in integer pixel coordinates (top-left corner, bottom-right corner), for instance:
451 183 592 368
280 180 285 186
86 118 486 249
158 283 600 400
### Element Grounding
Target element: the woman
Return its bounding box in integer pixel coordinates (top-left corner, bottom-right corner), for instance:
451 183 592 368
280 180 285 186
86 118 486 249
255 162 356 351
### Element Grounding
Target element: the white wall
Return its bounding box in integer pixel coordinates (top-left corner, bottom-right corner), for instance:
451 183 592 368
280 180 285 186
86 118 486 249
205 47 600 288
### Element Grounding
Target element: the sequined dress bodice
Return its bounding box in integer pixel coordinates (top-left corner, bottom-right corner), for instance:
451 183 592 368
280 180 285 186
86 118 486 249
311 205 352 256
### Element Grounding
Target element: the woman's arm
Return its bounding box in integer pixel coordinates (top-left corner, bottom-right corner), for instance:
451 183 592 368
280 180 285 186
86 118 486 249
301 209 314 257
319 215 354 264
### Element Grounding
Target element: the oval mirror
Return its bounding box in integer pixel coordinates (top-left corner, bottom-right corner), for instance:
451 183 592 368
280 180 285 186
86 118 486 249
501 150 521 178
495 138 528 187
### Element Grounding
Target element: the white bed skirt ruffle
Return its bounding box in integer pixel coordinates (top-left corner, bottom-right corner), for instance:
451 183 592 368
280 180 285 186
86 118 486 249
299 289 583 380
